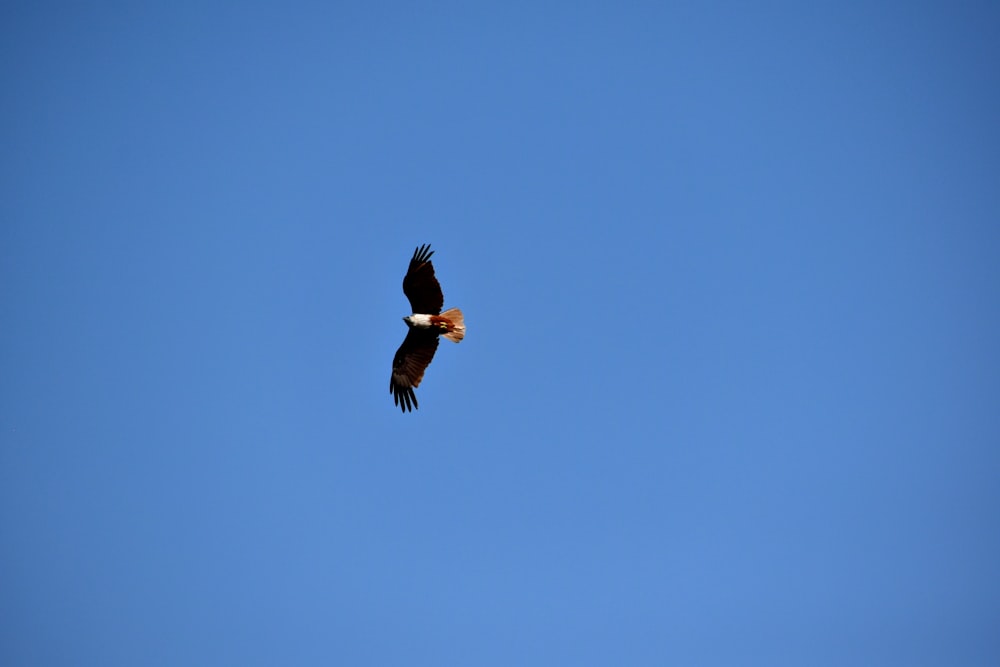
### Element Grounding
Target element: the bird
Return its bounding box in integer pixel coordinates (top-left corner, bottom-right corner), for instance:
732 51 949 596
390 244 465 412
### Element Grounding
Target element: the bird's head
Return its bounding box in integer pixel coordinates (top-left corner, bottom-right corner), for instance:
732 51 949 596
402 315 413 326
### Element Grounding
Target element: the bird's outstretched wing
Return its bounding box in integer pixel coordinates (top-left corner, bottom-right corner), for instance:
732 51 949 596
402 244 444 315
390 329 440 412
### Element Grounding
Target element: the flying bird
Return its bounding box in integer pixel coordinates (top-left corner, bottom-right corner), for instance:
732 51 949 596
390 244 465 412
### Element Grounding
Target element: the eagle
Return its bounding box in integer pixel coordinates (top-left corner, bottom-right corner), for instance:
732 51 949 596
390 244 465 412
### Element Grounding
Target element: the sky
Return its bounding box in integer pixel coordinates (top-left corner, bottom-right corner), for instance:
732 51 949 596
1 2 999 665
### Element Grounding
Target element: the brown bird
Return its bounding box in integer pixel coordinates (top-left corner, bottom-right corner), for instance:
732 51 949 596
390 244 465 412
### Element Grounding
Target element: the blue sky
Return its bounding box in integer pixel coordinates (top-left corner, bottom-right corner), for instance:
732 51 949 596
2 2 998 665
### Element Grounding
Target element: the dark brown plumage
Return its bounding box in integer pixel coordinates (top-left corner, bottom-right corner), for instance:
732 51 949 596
402 243 443 315
390 330 439 412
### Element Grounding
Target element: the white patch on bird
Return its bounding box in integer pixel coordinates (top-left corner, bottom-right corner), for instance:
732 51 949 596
405 314 435 328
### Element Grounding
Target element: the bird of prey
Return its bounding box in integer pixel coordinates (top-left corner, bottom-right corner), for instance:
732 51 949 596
390 244 465 412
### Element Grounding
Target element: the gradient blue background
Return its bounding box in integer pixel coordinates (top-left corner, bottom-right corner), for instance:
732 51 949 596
2 2 998 665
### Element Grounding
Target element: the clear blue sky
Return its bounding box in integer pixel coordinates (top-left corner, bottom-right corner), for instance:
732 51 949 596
2 2 998 665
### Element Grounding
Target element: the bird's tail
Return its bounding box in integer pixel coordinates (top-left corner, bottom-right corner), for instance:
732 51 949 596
439 307 465 343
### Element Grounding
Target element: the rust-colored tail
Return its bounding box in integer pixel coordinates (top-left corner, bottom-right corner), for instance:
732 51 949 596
439 307 465 343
